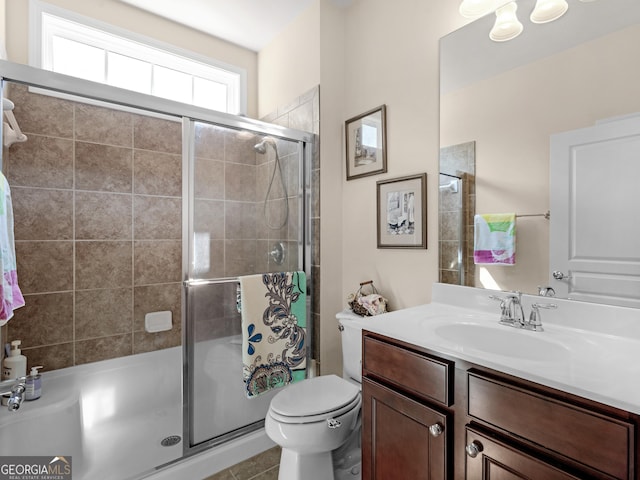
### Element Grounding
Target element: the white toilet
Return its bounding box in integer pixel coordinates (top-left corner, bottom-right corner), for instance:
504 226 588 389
265 311 363 480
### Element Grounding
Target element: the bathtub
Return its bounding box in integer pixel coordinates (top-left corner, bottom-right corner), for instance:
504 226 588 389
0 336 276 480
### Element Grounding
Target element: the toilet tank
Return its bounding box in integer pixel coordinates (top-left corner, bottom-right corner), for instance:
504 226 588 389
336 310 364 384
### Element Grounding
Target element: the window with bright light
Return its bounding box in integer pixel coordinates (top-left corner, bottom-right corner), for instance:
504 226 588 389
30 0 246 114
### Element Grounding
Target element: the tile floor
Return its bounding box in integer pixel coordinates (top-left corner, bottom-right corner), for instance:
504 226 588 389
203 446 281 480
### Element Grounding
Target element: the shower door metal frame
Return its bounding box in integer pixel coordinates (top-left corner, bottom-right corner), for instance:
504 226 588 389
181 117 314 457
0 60 315 464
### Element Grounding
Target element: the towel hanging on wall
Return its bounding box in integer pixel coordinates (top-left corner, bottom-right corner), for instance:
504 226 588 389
474 213 516 265
239 271 307 398
0 172 25 325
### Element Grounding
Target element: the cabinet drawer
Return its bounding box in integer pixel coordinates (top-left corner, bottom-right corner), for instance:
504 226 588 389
468 372 634 479
363 335 453 406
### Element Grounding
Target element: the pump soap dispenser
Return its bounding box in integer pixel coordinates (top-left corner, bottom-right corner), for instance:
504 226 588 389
2 340 27 380
25 366 43 400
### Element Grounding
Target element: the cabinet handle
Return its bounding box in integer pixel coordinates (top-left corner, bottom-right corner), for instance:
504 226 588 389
428 423 444 437
465 441 483 458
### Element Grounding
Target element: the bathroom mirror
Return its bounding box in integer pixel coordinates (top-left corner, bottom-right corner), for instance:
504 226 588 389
439 0 640 303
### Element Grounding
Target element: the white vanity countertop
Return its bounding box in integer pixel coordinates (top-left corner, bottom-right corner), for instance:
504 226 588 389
349 283 640 414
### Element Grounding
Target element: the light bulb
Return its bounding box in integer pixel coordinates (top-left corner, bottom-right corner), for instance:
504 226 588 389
489 2 523 42
459 0 496 18
530 0 569 24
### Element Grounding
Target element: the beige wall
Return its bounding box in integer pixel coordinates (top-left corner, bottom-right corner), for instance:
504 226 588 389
339 0 459 310
257 0 321 118
441 24 640 294
258 0 465 375
5 0 259 117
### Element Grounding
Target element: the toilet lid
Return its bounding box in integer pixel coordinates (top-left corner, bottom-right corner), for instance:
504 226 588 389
270 374 360 418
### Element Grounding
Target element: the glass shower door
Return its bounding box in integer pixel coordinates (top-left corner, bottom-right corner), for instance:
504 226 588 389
184 120 306 448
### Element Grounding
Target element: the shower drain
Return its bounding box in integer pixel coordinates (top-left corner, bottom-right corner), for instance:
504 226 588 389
161 435 182 447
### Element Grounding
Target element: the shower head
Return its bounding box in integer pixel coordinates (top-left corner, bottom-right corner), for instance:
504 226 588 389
254 136 276 154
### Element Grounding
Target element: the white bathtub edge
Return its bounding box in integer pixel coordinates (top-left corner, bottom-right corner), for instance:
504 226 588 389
144 429 277 480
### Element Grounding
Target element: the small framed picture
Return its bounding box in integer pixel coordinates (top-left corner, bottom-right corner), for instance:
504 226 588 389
345 105 387 180
377 173 427 249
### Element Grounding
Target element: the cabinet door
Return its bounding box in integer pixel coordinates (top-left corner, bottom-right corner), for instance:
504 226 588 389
465 427 582 480
362 377 448 480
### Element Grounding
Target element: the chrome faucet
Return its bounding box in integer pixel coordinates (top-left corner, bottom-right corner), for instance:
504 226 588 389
490 292 557 332
0 377 27 412
490 292 524 327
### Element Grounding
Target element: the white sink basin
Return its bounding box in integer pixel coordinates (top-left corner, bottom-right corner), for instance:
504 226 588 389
434 323 571 362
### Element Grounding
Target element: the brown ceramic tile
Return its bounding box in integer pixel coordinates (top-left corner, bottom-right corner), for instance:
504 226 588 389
16 241 73 294
229 447 281 480
194 123 225 160
225 163 256 202
75 192 132 240
133 115 181 154
10 83 74 138
134 241 181 285
133 196 181 240
133 327 181 354
22 343 74 372
288 101 314 133
5 135 74 189
134 149 181 197
195 158 224 200
191 239 225 280
251 467 279 480
259 199 288 239
440 241 461 270
75 142 133 193
224 130 258 165
12 187 73 241
75 334 132 365
133 283 181 331
75 241 133 290
287 196 299 240
8 292 74 347
225 201 257 239
75 288 133 340
194 199 225 240
224 240 256 277
75 103 133 147
202 468 235 480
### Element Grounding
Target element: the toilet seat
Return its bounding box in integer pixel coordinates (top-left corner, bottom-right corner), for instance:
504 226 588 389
269 375 361 424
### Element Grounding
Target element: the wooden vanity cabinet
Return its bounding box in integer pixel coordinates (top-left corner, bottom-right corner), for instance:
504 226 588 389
361 331 638 480
362 333 454 479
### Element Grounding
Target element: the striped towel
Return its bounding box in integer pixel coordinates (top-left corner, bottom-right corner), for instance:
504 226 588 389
474 213 516 265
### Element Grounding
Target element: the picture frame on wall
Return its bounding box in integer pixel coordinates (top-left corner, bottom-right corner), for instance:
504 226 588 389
377 173 427 249
345 105 387 180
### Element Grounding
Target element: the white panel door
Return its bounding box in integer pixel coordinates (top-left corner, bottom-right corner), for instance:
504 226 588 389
550 115 640 307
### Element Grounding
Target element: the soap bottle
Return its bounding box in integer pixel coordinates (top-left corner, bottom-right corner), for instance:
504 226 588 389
25 366 43 401
1 340 27 380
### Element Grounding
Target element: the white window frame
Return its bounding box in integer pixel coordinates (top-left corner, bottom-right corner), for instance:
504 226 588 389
28 0 247 115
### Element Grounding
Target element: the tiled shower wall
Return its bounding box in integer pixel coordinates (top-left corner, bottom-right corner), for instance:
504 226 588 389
1 83 183 371
0 82 312 372
439 141 476 287
261 86 320 368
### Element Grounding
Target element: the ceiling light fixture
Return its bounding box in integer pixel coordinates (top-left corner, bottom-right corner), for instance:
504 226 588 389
530 0 568 23
460 0 598 42
459 0 497 18
490 2 524 42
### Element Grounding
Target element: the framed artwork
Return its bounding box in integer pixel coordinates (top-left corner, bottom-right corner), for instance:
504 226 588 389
377 173 427 249
345 105 387 180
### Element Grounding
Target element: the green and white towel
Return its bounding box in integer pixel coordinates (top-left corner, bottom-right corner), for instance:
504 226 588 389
239 271 307 398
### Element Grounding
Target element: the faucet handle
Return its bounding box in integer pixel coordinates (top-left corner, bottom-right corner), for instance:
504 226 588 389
527 303 557 331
